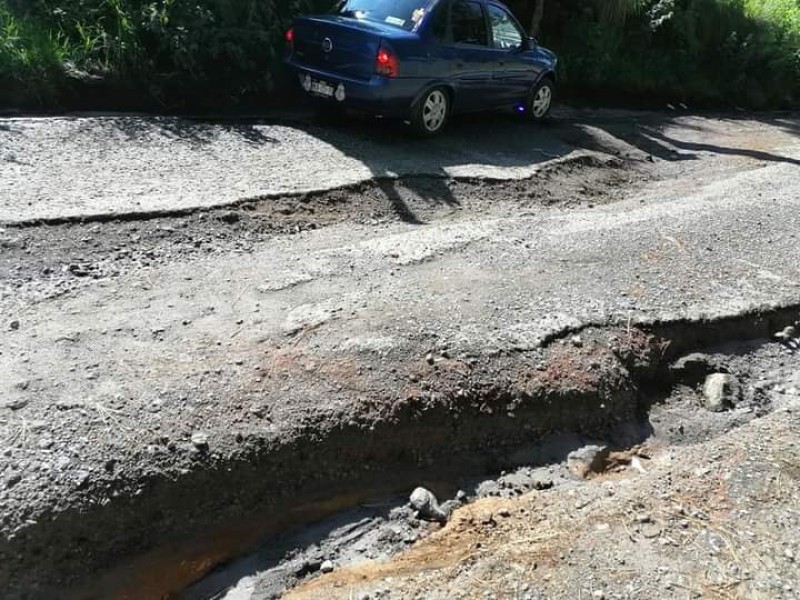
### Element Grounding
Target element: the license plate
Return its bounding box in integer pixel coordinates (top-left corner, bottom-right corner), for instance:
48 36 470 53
310 79 334 97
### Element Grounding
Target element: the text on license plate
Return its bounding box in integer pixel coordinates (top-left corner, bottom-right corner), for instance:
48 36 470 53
310 80 334 97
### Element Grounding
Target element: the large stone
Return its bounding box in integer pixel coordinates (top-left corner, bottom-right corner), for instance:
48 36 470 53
567 444 610 478
191 431 209 450
702 373 739 412
409 487 448 522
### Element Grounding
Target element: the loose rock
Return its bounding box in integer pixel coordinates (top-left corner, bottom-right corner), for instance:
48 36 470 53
702 373 740 412
670 353 719 385
320 560 334 573
2 398 29 411
567 444 610 478
191 431 209 450
409 487 449 522
219 211 240 224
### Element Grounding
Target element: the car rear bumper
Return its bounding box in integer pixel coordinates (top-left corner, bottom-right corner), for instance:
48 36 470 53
285 58 419 117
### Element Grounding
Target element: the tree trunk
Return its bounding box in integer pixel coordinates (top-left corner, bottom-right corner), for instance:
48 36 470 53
529 0 545 36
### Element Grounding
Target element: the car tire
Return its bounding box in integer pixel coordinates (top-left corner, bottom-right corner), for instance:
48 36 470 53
527 77 555 121
410 87 450 137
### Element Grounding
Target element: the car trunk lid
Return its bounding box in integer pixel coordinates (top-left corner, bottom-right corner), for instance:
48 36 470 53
293 16 404 80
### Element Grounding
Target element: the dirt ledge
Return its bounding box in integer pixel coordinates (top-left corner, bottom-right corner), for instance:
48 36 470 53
1 306 798 599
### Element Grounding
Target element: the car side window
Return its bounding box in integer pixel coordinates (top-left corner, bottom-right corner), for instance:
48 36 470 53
450 0 488 46
487 4 523 50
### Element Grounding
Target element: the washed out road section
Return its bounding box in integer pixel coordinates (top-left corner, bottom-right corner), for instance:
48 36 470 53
0 113 799 597
0 115 580 223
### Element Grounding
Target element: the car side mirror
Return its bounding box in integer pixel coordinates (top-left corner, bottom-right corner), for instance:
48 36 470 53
528 36 538 49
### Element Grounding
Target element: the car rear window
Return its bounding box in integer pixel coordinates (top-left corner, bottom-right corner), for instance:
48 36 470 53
333 0 434 31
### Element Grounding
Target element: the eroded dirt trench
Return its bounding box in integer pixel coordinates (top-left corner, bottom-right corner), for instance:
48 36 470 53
1 111 799 600
29 306 800 600
178 312 800 600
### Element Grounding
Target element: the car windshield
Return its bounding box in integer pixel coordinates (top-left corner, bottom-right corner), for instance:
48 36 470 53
333 0 434 31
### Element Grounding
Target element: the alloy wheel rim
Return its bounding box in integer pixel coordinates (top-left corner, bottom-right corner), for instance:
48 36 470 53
531 85 552 117
422 90 447 132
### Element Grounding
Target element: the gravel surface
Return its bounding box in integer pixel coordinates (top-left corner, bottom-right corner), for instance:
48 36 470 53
0 113 582 223
0 110 798 599
2 110 796 223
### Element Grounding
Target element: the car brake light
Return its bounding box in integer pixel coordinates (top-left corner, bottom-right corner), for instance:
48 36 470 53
285 28 294 50
375 46 398 78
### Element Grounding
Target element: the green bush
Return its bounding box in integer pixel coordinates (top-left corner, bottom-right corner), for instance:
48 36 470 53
1 0 329 109
0 1 69 106
533 0 800 108
1 0 798 110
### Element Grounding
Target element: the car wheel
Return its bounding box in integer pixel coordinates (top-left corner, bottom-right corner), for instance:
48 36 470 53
410 87 450 136
528 78 555 121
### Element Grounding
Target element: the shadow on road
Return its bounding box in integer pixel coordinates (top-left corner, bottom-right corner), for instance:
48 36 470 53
74 116 282 146
73 108 798 224
282 109 800 223
285 111 579 223
647 128 800 166
556 111 800 166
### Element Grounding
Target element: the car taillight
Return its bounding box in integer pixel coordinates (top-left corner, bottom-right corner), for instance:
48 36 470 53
375 46 398 78
285 28 294 50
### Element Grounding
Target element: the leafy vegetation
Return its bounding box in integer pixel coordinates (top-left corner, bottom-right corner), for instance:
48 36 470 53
529 0 800 108
1 0 798 110
1 0 328 109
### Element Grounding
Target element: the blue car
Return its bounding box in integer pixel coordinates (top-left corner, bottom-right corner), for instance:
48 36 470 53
285 0 557 135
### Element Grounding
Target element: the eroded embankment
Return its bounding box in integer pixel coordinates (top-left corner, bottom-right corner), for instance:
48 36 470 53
2 305 798 600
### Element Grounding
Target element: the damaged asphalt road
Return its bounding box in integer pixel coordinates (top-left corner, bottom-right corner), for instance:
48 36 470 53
0 111 583 224
0 110 799 599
